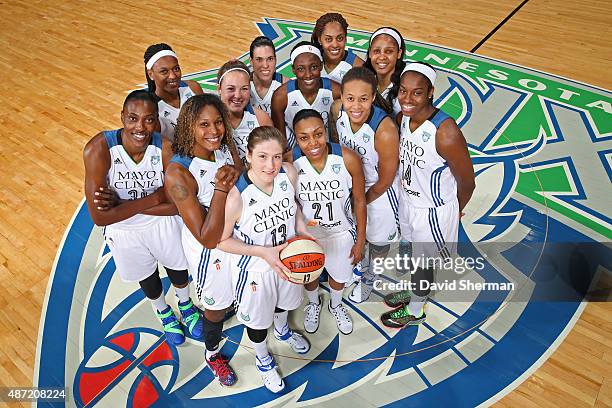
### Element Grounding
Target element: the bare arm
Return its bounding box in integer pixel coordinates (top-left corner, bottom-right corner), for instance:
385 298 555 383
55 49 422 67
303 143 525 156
254 107 273 126
284 163 311 238
366 117 399 204
83 133 164 226
165 163 239 248
353 55 365 67
186 80 204 95
436 119 475 213
343 147 367 264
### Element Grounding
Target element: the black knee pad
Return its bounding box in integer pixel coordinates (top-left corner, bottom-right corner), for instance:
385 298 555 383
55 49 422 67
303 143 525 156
246 327 268 343
138 269 163 299
274 307 286 314
165 267 189 286
412 266 434 297
203 316 223 351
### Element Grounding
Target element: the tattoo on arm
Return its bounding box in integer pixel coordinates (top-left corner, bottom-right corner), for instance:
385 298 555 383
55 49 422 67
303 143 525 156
170 184 189 202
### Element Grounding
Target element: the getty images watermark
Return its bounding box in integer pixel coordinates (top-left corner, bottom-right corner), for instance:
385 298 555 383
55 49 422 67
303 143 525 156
369 253 516 293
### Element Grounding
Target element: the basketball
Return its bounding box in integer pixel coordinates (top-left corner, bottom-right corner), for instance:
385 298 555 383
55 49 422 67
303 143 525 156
279 237 325 284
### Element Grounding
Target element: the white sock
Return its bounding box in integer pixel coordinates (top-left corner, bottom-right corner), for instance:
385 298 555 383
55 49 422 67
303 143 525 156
408 295 427 317
329 287 343 308
174 285 190 303
251 337 271 365
150 293 168 313
306 288 320 305
205 345 219 361
273 310 289 337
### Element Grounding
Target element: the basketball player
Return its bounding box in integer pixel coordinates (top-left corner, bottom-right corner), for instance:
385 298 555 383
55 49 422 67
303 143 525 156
165 94 241 385
83 90 203 347
218 127 311 393
271 41 341 150
363 27 407 115
292 109 367 335
218 60 273 165
249 36 287 115
311 13 364 83
144 43 204 141
381 62 475 327
330 67 400 303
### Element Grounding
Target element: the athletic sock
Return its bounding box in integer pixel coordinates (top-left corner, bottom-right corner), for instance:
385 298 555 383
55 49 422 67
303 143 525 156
329 287 343 309
306 288 320 305
251 337 271 365
174 285 190 303
273 310 289 337
151 293 168 313
408 295 427 317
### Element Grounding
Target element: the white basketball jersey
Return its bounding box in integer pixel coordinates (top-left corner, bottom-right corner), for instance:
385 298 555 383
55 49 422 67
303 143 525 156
292 143 355 238
250 72 283 115
399 109 457 208
232 105 260 165
157 82 195 141
321 50 357 83
104 129 164 229
169 145 234 209
336 105 388 189
284 78 334 148
233 168 296 247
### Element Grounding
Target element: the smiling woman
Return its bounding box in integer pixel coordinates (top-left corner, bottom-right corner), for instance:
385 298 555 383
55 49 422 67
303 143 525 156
144 43 204 141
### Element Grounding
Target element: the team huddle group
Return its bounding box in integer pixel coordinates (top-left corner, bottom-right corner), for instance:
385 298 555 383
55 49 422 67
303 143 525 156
83 13 475 392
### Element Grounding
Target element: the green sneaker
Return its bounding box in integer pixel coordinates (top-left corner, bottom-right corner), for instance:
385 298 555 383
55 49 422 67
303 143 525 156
157 306 185 345
383 290 412 308
381 305 426 328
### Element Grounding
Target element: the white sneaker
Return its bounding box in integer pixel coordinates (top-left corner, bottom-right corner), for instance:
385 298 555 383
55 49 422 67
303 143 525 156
348 280 373 303
303 297 322 333
328 302 353 335
344 263 363 288
256 356 285 393
274 328 311 354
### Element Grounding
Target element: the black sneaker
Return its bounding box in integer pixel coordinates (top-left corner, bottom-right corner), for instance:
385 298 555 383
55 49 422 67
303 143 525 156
383 290 411 308
381 306 426 328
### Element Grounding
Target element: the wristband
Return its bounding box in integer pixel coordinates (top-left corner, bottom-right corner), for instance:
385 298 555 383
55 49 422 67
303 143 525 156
214 188 229 194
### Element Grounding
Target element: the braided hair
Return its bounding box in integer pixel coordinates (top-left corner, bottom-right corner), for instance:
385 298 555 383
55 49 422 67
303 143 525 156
312 13 349 51
143 43 175 100
363 27 406 107
172 94 237 158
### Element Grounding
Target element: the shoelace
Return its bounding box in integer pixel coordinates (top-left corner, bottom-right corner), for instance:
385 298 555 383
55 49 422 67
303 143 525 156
390 307 410 319
305 303 319 323
209 355 232 378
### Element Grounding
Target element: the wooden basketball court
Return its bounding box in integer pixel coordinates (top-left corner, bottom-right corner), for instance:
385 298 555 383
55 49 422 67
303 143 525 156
0 0 610 406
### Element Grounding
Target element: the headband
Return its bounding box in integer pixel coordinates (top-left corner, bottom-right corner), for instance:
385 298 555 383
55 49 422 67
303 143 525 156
145 50 178 70
370 28 402 48
290 45 322 64
218 67 250 85
401 63 437 86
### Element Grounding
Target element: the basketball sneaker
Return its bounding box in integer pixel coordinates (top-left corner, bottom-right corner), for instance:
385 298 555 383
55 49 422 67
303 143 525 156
380 305 426 328
383 290 411 308
328 302 353 335
156 306 185 345
348 279 373 303
256 355 284 393
274 328 311 354
178 299 204 339
344 262 363 288
303 296 322 333
206 353 237 386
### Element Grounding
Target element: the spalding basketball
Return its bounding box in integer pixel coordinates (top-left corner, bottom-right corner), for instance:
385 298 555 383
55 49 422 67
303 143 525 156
279 237 325 284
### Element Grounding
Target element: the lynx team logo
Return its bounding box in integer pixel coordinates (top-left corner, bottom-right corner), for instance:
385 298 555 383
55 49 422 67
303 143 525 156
35 18 611 407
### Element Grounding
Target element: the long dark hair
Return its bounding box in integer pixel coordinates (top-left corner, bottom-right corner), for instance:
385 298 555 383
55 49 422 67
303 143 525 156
363 27 406 107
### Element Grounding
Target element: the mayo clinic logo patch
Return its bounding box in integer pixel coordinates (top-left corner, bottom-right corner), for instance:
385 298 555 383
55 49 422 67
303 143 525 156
35 18 611 407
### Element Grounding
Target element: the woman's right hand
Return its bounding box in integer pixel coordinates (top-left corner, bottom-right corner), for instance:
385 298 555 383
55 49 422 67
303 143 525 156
214 165 240 192
259 242 291 281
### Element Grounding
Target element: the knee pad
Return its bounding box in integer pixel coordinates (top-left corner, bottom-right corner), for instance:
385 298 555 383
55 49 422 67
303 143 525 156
138 269 163 299
165 267 189 286
203 316 223 351
246 327 268 344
